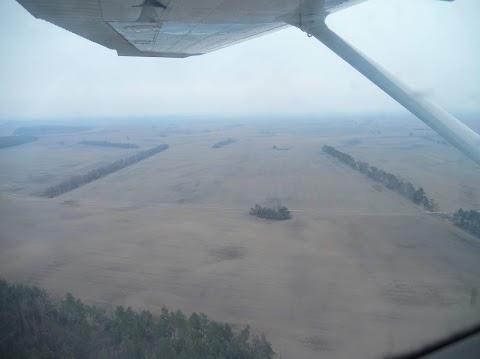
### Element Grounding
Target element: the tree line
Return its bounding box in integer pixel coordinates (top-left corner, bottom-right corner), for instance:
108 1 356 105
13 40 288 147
250 204 292 220
452 209 480 238
43 144 168 198
0 279 275 359
212 139 236 148
14 126 90 136
80 141 139 149
322 145 438 211
0 135 37 149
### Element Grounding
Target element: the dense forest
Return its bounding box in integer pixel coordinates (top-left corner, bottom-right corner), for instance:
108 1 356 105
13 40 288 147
0 135 37 149
80 141 139 149
250 204 291 220
212 139 236 148
452 209 480 238
0 279 275 359
14 126 90 136
322 145 438 211
43 144 168 198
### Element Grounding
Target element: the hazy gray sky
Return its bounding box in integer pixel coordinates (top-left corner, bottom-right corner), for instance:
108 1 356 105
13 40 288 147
0 0 479 119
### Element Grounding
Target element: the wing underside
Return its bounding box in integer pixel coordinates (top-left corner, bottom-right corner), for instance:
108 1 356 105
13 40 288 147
16 0 365 58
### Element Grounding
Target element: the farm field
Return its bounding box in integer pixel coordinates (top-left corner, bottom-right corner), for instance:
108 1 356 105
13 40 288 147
0 115 479 358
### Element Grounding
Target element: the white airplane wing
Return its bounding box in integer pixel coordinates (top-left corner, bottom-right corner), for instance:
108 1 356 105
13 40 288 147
15 0 365 58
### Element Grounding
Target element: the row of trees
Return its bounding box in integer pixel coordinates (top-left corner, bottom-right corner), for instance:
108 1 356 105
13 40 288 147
80 141 139 149
14 125 90 136
212 139 236 148
0 279 275 359
452 209 480 238
250 204 292 220
43 144 168 198
0 135 37 149
322 145 439 211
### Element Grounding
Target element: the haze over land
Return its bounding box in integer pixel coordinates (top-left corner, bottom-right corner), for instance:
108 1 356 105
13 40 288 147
0 114 479 358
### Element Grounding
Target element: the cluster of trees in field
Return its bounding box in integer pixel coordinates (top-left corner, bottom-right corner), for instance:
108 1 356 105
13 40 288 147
43 144 168 198
80 141 139 149
0 279 275 359
452 209 480 238
212 139 236 148
272 145 290 151
322 145 438 211
250 204 291 220
14 126 90 136
0 135 37 149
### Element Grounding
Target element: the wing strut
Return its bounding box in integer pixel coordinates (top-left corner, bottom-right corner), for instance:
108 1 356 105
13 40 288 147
302 20 480 165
